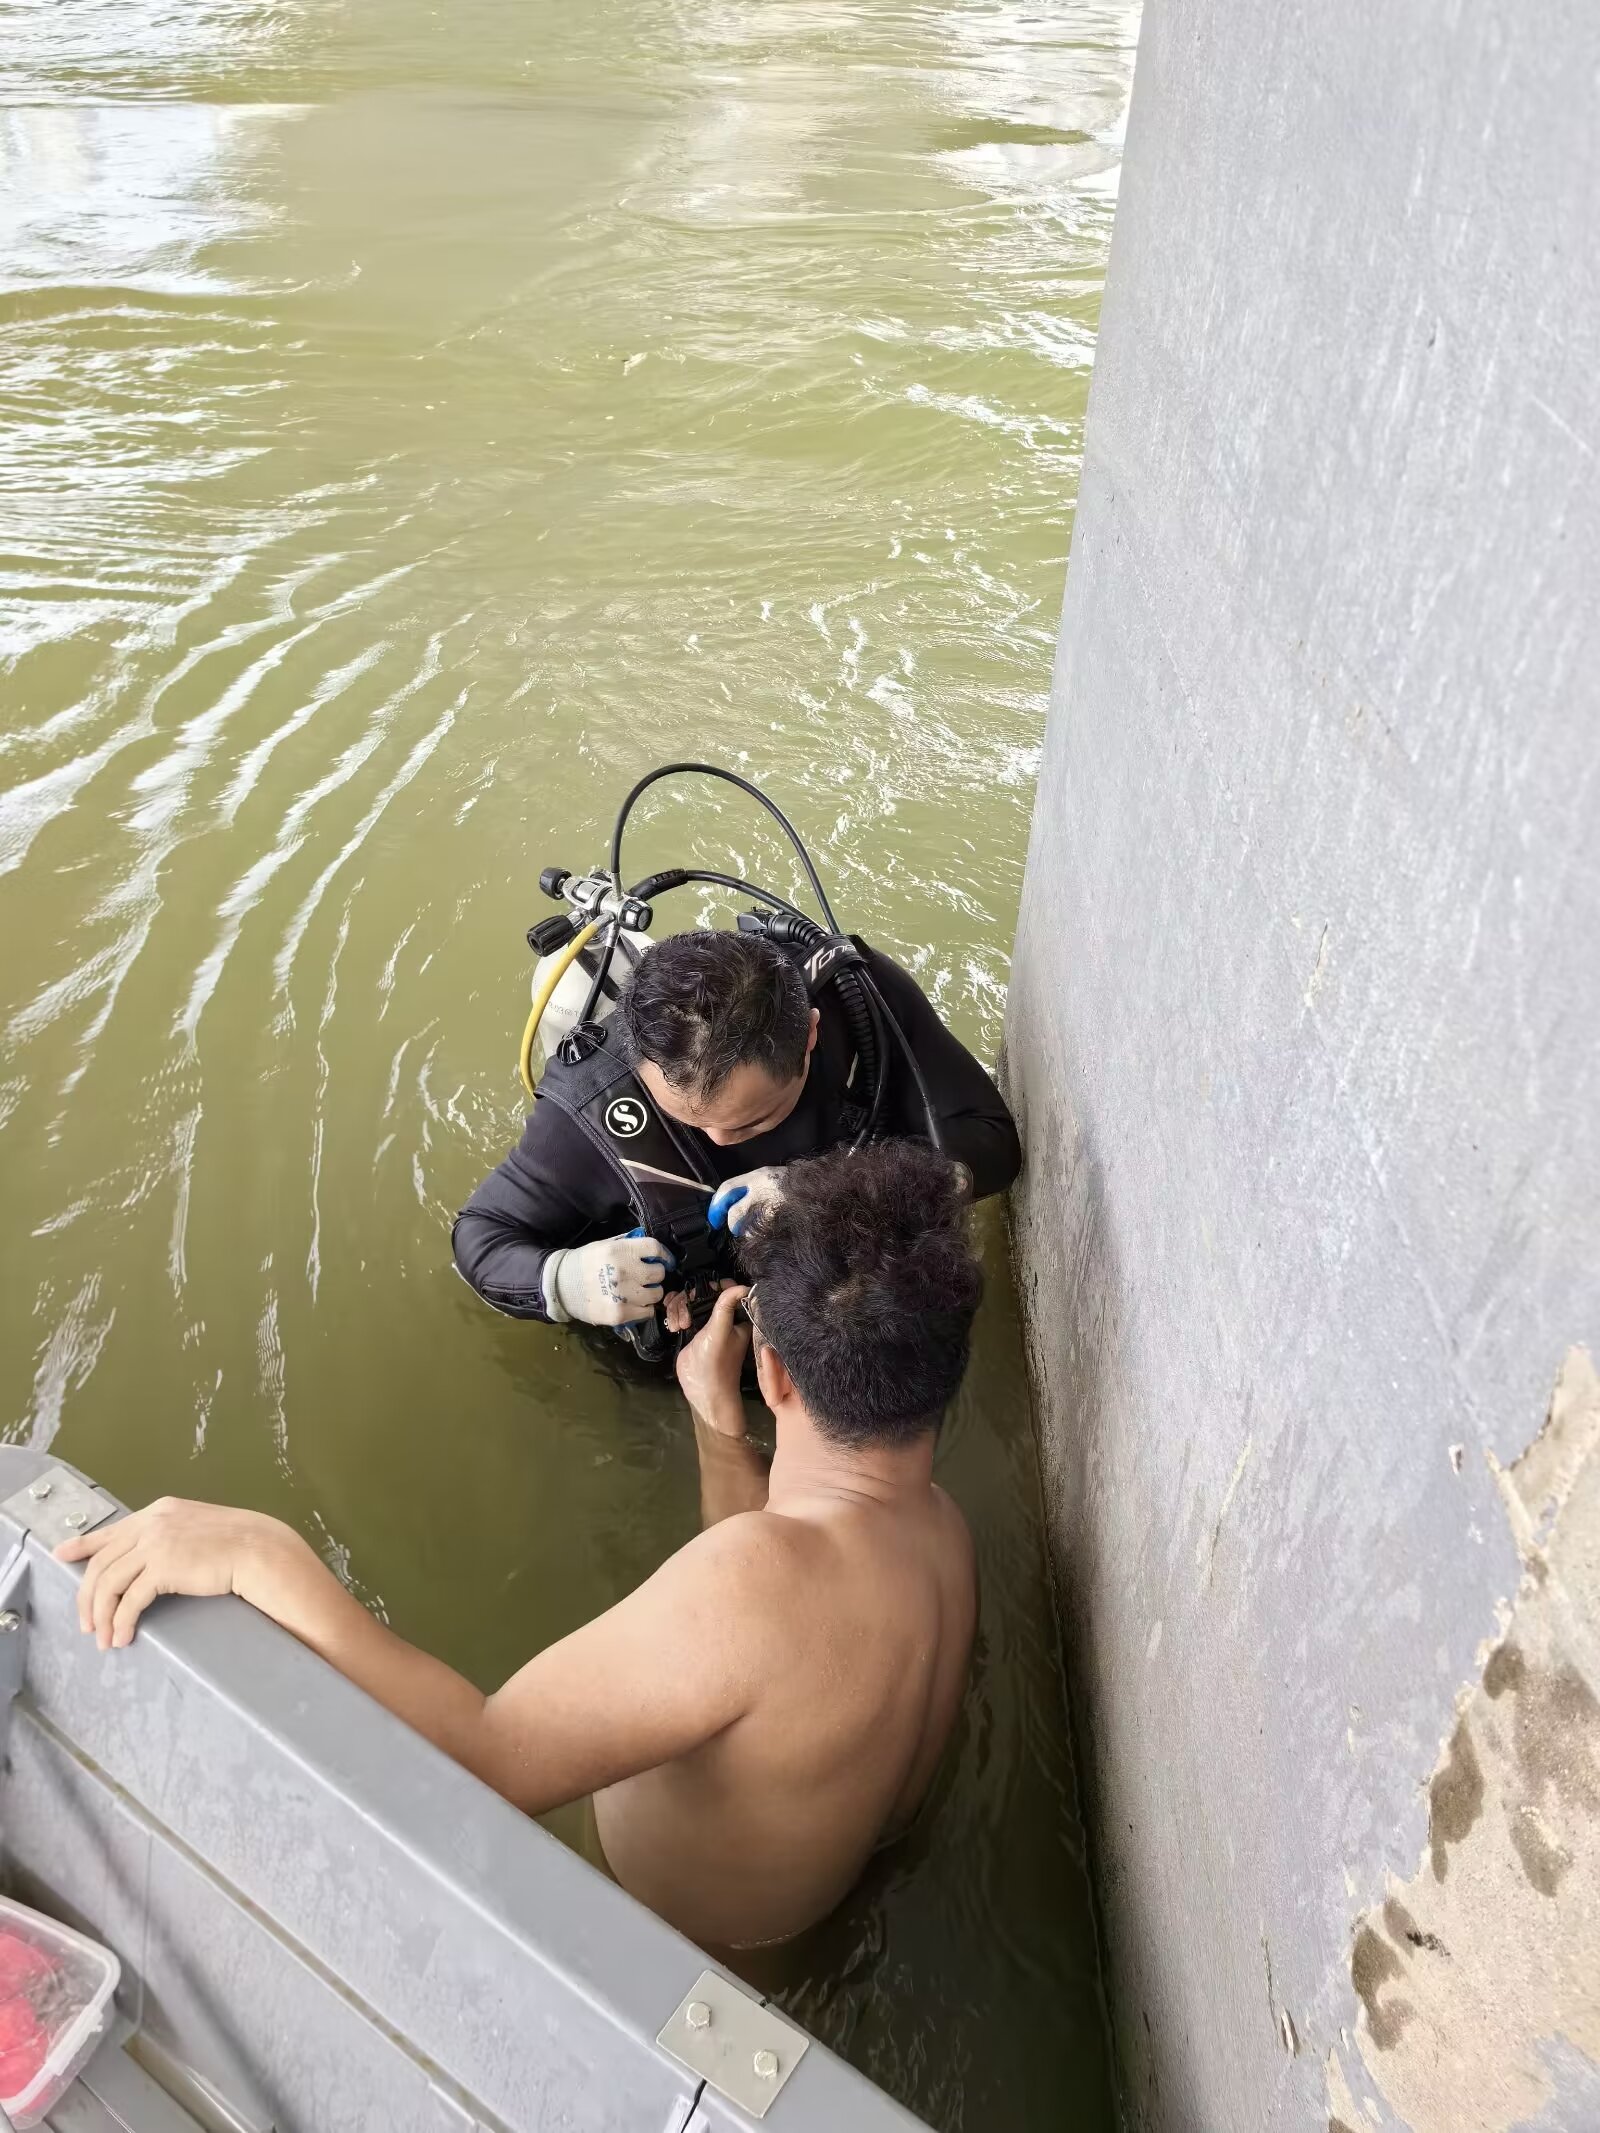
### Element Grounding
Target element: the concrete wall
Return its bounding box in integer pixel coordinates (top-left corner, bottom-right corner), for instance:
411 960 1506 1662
1003 3 1600 2129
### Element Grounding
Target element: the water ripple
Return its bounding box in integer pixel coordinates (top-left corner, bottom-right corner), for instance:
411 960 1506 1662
0 4 1135 2124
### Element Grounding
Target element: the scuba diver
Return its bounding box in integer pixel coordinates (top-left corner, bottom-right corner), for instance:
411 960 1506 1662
451 763 1021 1358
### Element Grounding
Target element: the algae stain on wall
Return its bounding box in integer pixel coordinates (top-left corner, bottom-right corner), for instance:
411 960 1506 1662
1330 1348 1600 2132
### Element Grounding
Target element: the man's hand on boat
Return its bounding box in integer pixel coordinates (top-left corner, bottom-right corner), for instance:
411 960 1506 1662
55 1499 304 1651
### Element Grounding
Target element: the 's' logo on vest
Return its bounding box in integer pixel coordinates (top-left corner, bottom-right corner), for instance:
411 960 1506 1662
604 1097 648 1139
806 945 839 982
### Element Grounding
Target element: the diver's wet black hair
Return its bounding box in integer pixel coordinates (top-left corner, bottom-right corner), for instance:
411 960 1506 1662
741 1141 981 1445
622 930 811 1099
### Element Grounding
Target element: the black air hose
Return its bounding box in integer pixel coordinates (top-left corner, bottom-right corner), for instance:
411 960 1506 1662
756 911 890 1150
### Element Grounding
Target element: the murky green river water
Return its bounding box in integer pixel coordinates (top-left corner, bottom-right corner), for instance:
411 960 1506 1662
1 3 1135 2123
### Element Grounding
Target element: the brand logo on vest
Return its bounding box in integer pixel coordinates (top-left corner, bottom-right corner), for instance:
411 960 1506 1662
604 1096 648 1139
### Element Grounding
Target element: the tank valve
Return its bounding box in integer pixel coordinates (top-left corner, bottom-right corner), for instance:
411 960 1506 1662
539 867 571 901
527 915 577 956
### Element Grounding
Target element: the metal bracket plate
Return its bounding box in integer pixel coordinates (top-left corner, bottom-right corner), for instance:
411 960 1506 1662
657 1970 809 2120
0 1547 28 1765
0 1465 120 1552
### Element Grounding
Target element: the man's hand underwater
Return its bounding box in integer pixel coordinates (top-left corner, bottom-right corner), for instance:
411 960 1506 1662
674 1285 752 1438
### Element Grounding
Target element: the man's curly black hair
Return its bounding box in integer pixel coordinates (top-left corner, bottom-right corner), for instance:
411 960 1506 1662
740 1140 982 1445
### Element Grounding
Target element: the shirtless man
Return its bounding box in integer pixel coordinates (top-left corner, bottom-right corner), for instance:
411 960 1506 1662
55 1142 981 1950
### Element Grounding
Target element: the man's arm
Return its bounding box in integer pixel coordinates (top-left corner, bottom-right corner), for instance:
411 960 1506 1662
55 1500 757 1817
692 1420 769 1527
862 948 1022 1198
452 1101 632 1319
676 1287 769 1526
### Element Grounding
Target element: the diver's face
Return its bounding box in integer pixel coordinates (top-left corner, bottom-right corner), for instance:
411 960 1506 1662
637 1011 819 1147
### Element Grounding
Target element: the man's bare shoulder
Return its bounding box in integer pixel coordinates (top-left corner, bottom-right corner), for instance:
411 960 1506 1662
929 1481 976 1553
670 1506 808 1582
929 1484 979 1616
640 1510 810 1674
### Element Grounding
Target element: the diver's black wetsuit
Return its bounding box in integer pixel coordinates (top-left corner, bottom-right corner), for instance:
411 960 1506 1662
451 942 1020 1321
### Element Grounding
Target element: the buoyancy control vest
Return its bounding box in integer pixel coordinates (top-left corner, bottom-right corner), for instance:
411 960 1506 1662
534 1021 724 1359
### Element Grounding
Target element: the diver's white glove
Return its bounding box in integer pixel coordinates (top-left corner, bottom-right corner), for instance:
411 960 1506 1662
543 1231 676 1326
708 1166 786 1239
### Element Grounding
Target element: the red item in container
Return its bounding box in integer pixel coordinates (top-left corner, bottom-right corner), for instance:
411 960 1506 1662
0 1994 48 2095
0 1898 120 2127
0 1933 53 1999
0 1928 62 2102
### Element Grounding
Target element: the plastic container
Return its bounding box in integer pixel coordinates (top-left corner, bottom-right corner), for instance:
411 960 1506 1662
0 1894 121 2128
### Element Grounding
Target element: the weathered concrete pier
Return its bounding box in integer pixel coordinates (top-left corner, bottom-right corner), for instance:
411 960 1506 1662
1004 1 1600 2125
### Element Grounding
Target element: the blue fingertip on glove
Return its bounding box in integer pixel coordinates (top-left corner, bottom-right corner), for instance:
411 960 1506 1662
707 1183 749 1232
625 1226 677 1270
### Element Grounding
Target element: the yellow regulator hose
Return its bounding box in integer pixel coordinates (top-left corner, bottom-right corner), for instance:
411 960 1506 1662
519 919 601 1098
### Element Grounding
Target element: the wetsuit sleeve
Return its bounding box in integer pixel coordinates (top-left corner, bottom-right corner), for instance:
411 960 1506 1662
861 947 1022 1200
451 1101 634 1320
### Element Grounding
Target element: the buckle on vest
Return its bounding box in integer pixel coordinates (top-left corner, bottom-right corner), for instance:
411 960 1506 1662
616 1215 729 1363
672 1216 726 1318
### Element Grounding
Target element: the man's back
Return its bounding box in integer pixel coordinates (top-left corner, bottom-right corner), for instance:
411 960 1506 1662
598 1475 975 1948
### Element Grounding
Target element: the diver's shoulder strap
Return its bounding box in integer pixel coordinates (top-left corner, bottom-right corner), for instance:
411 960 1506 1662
536 1025 720 1222
536 1022 639 1115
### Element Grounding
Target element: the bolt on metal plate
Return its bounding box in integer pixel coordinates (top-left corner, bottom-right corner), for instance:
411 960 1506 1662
657 1969 809 2119
0 1468 119 1553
